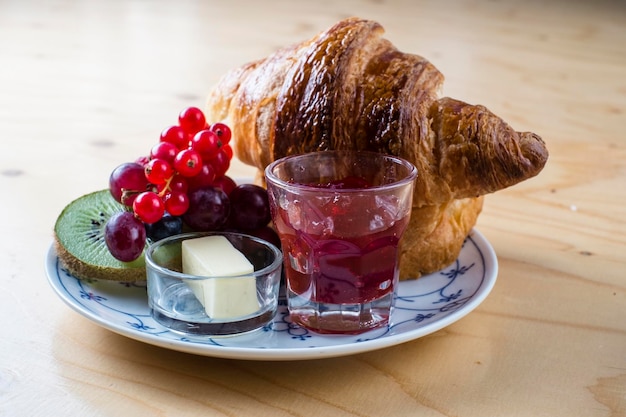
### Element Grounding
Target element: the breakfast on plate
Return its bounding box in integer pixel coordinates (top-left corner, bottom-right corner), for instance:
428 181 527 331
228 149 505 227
53 17 547 287
204 17 548 279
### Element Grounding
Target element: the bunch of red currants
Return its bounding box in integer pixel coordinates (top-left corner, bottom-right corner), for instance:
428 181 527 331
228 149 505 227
105 107 276 262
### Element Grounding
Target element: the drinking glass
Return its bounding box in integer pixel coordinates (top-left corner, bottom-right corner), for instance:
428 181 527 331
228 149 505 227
265 151 417 334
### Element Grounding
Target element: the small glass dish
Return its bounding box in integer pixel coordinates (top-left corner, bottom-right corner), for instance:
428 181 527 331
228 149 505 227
145 231 283 336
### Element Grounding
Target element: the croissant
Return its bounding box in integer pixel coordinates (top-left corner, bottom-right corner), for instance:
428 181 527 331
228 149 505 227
205 17 548 279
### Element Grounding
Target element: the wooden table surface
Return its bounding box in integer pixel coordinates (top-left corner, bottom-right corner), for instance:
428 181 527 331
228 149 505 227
2 0 625 416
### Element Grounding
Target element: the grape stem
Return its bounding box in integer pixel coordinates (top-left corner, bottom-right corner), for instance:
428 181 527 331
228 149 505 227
158 176 174 197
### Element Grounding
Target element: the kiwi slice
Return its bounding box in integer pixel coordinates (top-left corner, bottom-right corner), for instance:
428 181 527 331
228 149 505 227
54 190 146 282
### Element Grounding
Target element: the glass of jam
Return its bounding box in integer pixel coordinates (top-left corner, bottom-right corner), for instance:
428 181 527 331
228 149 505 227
265 151 417 334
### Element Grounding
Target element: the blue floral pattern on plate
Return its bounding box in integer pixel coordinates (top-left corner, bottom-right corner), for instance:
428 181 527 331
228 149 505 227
46 229 497 360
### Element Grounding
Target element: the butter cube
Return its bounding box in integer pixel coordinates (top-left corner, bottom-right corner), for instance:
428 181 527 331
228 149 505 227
182 235 260 319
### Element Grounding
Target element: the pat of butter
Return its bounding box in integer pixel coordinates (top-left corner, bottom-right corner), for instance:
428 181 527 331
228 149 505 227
182 235 260 319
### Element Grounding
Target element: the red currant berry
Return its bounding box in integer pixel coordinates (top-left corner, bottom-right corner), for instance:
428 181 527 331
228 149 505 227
145 158 174 185
164 191 190 216
160 125 188 149
190 129 221 161
168 175 189 193
210 148 231 178
221 144 233 160
174 149 203 177
178 107 206 136
133 191 165 224
150 141 178 164
156 174 188 195
210 122 232 145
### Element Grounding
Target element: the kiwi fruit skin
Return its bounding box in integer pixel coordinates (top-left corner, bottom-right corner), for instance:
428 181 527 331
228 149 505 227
54 190 146 282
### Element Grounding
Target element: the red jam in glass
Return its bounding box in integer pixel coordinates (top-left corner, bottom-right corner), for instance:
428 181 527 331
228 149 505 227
272 176 410 334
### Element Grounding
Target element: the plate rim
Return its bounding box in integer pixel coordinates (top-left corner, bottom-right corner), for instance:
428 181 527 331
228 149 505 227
45 229 498 360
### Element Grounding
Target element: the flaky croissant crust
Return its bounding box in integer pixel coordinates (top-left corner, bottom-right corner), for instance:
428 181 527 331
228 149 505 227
206 17 548 278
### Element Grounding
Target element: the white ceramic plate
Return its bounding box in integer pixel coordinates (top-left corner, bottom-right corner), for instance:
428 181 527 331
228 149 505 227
46 229 497 361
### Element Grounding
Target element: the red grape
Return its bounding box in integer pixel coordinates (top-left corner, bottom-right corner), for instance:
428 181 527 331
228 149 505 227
109 162 150 207
182 186 230 231
212 175 237 195
228 184 271 231
104 211 146 262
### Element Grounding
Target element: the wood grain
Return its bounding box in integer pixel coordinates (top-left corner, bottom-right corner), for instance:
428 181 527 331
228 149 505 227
1 0 625 416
